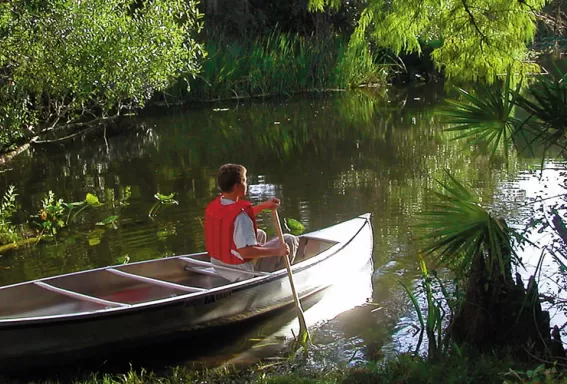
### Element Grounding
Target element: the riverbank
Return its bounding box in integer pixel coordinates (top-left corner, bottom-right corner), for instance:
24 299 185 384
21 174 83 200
2 348 557 384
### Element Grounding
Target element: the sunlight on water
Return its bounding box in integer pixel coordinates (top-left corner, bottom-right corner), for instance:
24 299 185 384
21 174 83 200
294 262 373 334
509 162 567 332
224 261 374 366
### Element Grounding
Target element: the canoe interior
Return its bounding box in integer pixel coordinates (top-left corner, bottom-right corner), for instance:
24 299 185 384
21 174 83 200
0 236 337 321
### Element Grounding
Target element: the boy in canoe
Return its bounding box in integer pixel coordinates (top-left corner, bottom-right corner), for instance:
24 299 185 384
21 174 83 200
205 163 299 282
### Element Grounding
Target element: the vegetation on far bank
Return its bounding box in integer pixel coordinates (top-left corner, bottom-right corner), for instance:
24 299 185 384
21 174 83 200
2 0 567 157
178 31 387 102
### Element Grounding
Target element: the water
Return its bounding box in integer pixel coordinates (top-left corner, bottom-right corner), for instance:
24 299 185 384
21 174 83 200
0 84 563 376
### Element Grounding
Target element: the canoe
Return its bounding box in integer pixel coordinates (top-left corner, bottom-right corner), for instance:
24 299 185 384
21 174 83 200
0 213 373 370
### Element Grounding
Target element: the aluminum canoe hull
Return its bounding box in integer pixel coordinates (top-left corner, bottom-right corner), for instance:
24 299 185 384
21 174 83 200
0 214 373 369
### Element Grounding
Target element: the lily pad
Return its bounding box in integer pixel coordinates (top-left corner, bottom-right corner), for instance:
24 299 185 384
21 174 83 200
96 215 119 226
87 228 105 246
155 192 176 201
286 218 305 235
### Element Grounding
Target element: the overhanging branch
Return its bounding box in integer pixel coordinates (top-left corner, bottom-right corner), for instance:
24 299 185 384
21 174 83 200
462 0 489 45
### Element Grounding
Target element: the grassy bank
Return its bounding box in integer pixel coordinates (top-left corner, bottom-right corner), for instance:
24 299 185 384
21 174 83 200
162 31 390 103
5 350 562 384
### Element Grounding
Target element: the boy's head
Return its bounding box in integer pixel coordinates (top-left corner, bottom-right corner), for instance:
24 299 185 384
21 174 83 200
217 164 247 193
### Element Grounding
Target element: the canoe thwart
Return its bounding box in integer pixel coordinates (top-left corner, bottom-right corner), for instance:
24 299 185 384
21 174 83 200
184 266 220 277
179 256 271 277
106 269 206 293
33 281 129 308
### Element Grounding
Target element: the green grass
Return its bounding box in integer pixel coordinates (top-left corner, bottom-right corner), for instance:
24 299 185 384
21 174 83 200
165 30 389 102
5 350 562 384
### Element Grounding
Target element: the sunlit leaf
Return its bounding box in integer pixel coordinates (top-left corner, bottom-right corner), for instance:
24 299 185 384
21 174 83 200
155 192 175 201
286 218 305 235
115 255 130 264
96 215 118 226
85 193 102 206
154 192 178 205
87 228 105 246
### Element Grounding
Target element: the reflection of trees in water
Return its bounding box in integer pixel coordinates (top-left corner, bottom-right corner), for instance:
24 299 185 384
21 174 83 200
0 89 525 289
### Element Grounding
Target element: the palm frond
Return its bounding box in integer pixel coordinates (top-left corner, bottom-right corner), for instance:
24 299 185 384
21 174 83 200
439 69 521 160
417 172 522 280
515 71 567 159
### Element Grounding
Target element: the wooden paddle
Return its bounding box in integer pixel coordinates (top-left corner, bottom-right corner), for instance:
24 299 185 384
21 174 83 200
272 209 310 347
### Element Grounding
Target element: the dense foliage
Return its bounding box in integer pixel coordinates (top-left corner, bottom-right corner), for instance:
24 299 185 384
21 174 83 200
183 31 386 101
309 0 546 82
0 0 203 151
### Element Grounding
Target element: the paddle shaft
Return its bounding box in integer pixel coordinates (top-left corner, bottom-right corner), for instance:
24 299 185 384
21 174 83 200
272 209 309 335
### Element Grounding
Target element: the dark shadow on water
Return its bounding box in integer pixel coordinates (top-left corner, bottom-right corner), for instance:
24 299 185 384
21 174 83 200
0 290 328 383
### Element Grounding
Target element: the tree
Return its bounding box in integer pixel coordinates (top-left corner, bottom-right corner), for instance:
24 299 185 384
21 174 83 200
308 0 547 82
0 0 203 151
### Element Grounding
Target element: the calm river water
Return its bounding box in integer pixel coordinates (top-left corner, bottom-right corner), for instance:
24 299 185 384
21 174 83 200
0 84 564 377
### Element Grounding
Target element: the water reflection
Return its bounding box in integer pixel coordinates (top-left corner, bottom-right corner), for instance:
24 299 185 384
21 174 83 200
223 260 374 367
499 162 567 334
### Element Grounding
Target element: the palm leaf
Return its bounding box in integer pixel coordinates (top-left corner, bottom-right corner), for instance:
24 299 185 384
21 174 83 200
515 70 567 160
439 68 522 160
417 171 523 279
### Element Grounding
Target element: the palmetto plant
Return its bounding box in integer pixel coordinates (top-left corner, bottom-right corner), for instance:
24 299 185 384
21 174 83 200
515 71 567 158
415 72 567 353
434 69 567 277
418 172 522 280
439 71 522 160
441 68 567 162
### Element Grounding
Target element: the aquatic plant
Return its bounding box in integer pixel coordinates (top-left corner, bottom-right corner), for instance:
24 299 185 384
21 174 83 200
284 218 305 235
0 185 20 244
65 193 103 224
30 191 105 238
114 255 130 265
32 191 67 236
149 192 179 217
96 215 119 229
397 255 448 358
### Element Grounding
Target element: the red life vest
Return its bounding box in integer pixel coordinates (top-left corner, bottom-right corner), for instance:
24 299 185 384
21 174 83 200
204 196 258 265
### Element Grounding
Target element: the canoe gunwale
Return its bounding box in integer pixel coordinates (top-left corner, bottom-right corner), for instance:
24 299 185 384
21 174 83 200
0 215 371 328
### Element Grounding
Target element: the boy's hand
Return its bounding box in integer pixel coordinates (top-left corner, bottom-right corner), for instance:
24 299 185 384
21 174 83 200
262 197 280 210
275 243 290 257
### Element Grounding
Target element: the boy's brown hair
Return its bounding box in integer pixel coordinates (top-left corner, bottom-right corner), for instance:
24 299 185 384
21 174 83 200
217 164 247 192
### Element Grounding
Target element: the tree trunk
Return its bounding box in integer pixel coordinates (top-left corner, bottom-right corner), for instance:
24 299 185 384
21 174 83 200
449 218 558 359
